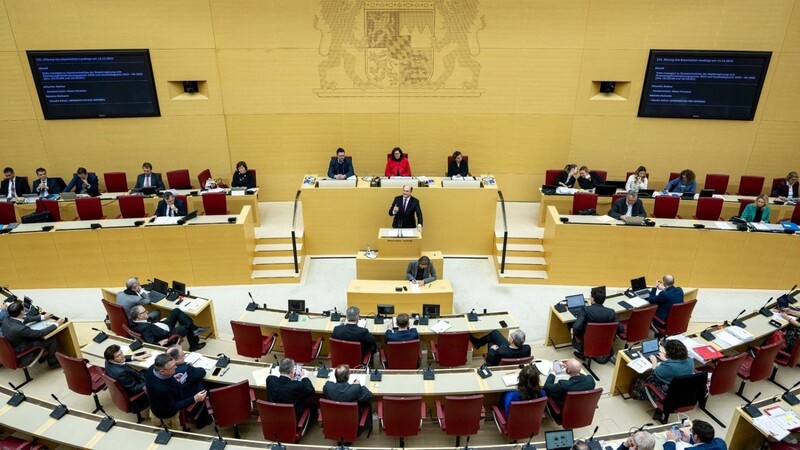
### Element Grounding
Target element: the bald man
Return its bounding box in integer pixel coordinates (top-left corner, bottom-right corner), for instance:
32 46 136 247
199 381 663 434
648 274 684 324
543 358 595 412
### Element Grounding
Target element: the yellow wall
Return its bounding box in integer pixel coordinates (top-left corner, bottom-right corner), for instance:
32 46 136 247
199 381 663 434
1 0 799 201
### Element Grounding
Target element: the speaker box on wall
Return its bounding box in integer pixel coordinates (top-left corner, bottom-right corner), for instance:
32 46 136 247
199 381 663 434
600 81 616 93
182 81 199 93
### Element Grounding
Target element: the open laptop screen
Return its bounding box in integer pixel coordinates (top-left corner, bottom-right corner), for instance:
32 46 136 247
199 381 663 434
565 294 585 309
151 278 169 295
630 276 647 291
641 338 660 355
545 430 575 450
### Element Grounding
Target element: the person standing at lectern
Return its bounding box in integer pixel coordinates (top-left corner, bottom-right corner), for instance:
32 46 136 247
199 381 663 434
406 256 437 286
389 185 423 229
328 148 355 179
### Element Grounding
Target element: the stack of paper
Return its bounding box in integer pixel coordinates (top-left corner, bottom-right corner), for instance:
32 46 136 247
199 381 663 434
725 326 754 343
627 357 654 374
185 353 217 370
501 374 519 387
430 320 451 333
713 330 744 350
327 371 367 385
668 335 707 363
626 297 649 308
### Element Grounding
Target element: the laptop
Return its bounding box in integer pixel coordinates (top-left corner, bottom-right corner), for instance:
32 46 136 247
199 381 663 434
21 194 38 204
637 189 655 197
594 185 617 196
606 180 627 189
541 184 557 195
151 278 169 296
699 189 715 198
640 338 661 358
545 430 575 450
628 276 650 299
60 192 77 201
565 294 586 317
623 216 646 226
681 192 696 199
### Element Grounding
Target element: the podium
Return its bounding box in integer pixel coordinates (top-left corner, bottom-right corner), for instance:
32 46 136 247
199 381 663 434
377 227 420 257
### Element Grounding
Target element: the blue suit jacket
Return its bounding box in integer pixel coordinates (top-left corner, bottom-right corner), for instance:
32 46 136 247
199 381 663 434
663 437 727 450
327 158 355 178
649 286 684 322
155 199 187 217
32 178 61 195
63 173 100 195
385 328 419 342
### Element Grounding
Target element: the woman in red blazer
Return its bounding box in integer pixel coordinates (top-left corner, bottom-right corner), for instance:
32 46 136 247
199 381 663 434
384 147 411 177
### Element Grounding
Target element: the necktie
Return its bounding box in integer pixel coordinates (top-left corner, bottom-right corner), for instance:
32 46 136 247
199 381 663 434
403 198 408 211
9 180 15 198
144 175 150 188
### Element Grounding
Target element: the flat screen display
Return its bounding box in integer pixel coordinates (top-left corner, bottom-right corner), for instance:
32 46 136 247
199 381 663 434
27 49 160 120
638 50 771 120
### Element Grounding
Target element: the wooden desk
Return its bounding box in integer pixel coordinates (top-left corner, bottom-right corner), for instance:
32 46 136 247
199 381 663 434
356 250 443 280
725 391 800 449
44 321 81 358
347 279 454 315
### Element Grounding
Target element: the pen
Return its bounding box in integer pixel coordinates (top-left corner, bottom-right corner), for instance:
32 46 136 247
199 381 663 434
220 367 230 377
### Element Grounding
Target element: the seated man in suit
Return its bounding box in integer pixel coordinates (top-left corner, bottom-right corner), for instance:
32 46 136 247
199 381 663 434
0 300 64 368
116 277 165 320
617 431 656 450
470 329 531 366
406 256 437 286
145 353 208 429
32 167 60 197
128 305 206 352
543 358 596 414
103 343 151 396
571 286 623 361
609 191 647 220
772 171 799 201
389 185 423 229
166 345 206 397
267 357 316 420
322 364 373 435
649 274 684 326
664 420 727 450
133 162 165 191
384 313 419 342
63 167 100 195
328 148 355 180
331 306 376 360
1 167 31 199
155 191 187 217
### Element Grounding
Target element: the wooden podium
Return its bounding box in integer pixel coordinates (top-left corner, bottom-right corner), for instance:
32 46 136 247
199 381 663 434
377 227 421 257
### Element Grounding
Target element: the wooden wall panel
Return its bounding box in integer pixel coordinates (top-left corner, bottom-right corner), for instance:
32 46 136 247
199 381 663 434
0 52 35 121
0 119 48 177
149 49 224 116
480 1 589 49
0 0 16 51
762 53 800 122
747 121 800 179
782 4 800 53
211 0 320 49
573 49 648 117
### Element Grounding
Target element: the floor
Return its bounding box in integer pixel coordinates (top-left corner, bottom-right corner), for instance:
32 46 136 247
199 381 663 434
1 201 794 449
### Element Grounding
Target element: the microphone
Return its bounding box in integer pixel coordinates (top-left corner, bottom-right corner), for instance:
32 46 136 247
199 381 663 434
370 367 382 382
271 432 285 450
422 362 435 380
317 361 330 378
91 327 109 343
50 394 69 419
210 422 227 450
7 382 25 406
96 409 116 432
463 435 471 450
699 323 722 341
521 432 535 450
586 426 602 450
726 309 747 328
154 425 172 445
330 307 341 322
782 380 800 405
636 422 654 432
742 392 763 418
759 297 774 317
467 308 479 322
246 292 258 312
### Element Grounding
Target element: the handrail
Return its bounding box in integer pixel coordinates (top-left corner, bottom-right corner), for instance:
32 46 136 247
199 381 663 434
497 191 508 274
291 190 301 274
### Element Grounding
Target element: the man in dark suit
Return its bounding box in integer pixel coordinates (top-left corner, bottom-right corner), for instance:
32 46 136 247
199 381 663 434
1 167 31 199
144 353 207 429
155 191 188 217
63 167 100 195
103 344 150 395
388 185 423 229
0 300 64 367
32 168 60 197
332 306 376 359
406 256 437 286
166 346 206 397
609 191 647 220
133 162 165 191
266 358 316 419
327 148 355 179
648 274 684 324
543 358 596 413
571 287 622 361
128 305 206 352
470 329 531 366
384 313 419 342
322 364 373 435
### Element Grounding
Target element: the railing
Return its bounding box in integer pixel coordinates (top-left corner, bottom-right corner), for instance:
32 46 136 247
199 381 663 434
497 190 508 274
291 190 301 274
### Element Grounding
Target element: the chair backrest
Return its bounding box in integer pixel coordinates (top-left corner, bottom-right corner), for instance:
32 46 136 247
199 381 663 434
704 174 729 194
662 373 707 414
771 177 786 194
708 352 747 396
0 336 21 369
256 400 301 443
320 398 360 443
122 323 143 341
738 198 755 217
545 169 562 186
208 380 252 428
790 204 800 224
329 338 363 368
664 299 696 336
75 197 104 220
694 197 723 221
202 192 228 215
781 338 800 367
497 356 535 366
442 395 484 437
248 169 257 187
668 172 681 183
384 339 420 369
101 299 129 337
737 175 765 196
35 199 61 221
101 372 137 413
166 169 192 190
622 305 658 344
582 322 618 358
52 177 66 192
103 172 129 193
435 332 471 367
382 396 423 438
197 169 212 188
118 195 147 218
747 341 784 382
55 352 95 396
231 320 267 359
280 328 315 363
572 192 598 214
653 195 680 219
612 193 627 205
0 202 16 225
561 388 603 429
505 397 547 441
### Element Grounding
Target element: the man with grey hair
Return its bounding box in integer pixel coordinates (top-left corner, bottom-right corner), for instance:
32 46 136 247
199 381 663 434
323 364 373 435
166 345 206 397
155 191 187 217
609 191 647 220
331 306 376 360
116 276 164 319
129 304 206 351
144 353 208 429
616 430 656 450
266 357 315 419
470 328 531 366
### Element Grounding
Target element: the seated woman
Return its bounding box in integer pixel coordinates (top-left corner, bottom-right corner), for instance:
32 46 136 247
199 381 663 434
630 339 694 400
772 171 799 201
385 147 411 177
576 166 601 190
231 161 255 189
741 194 771 223
447 150 470 177
626 166 648 192
556 164 577 188
500 364 545 417
664 169 697 194
778 307 799 352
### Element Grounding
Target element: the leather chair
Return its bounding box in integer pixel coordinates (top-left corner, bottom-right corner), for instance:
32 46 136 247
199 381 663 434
780 204 800 224
770 338 800 389
248 169 258 187
703 173 729 195
75 197 105 220
738 198 755 217
0 436 45 450
329 338 371 368
645 373 707 423
570 192 598 214
667 172 681 183
256 400 312 443
201 192 229 215
206 380 254 439
590 170 607 183
429 331 472 367
166 169 192 190
737 175 765 196
55 352 106 413
0 335 47 388
547 387 602 428
653 299 697 336
577 322 618 380
770 177 786 196
617 305 657 347
101 299 129 337
491 397 547 442
279 327 323 364
435 394 484 447
378 396 426 447
379 339 422 369
698 352 747 427
652 195 680 219
35 199 61 221
0 201 17 225
101 372 148 423
736 341 783 402
197 169 212 188
544 169 562 186
445 155 469 176
103 172 129 193
318 398 371 445
496 356 535 366
117 195 148 218
230 320 276 361
693 197 724 220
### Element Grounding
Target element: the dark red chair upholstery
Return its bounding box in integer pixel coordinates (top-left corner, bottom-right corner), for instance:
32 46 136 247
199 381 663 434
545 169 561 186
704 173 729 195
256 400 311 443
230 320 276 361
118 195 148 218
75 197 105 220
101 372 148 422
612 193 627 205
736 341 783 401
737 175 765 196
166 169 192 190
781 204 800 224
319 398 371 445
0 436 45 450
248 169 258 187
590 170 607 183
379 339 422 369
435 394 484 447
644 373 707 424
55 352 106 413
207 380 254 439
446 155 469 176
103 172 129 193
617 304 657 347
653 299 696 336
378 396 426 447
547 387 602 428
771 338 800 389
570 192 598 215
197 169 212 188
429 331 472 367
0 202 17 225
496 355 535 366
738 198 755 217
280 327 323 364
698 352 746 427
693 197 723 221
578 322 618 380
329 338 371 368
668 172 681 183
492 396 547 442
652 195 680 219
123 323 182 347
201 192 229 215
0 335 47 388
101 299 129 337
771 177 785 195
35 199 61 221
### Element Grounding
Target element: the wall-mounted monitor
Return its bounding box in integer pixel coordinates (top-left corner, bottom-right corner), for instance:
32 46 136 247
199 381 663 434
638 50 771 120
27 49 160 120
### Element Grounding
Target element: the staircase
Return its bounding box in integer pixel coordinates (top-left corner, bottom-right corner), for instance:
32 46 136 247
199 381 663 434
494 232 548 284
250 231 305 284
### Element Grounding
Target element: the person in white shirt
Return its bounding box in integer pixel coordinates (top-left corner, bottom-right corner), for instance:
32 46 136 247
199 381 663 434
626 166 648 192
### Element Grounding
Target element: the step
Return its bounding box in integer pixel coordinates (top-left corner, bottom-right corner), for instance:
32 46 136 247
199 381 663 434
250 269 301 284
255 243 304 256
253 256 303 271
494 234 543 245
495 256 546 271
497 269 550 284
495 243 544 256
254 229 304 241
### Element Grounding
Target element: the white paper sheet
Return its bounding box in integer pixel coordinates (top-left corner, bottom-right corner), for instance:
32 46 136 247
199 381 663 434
430 320 451 333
